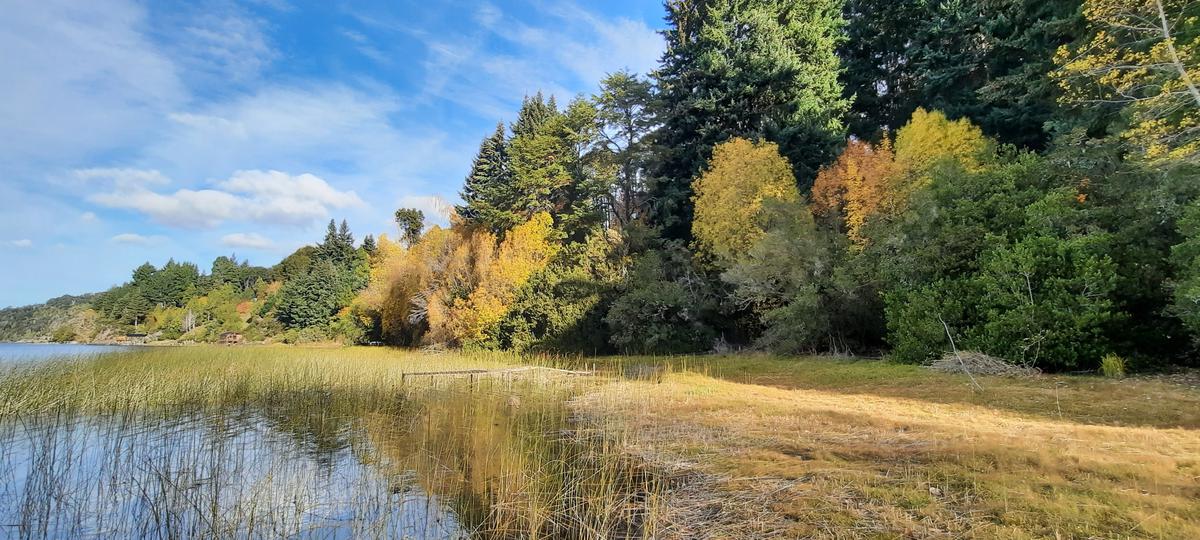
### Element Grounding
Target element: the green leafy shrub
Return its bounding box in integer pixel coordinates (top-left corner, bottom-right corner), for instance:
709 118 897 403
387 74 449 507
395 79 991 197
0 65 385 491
494 235 621 354
50 325 76 343
885 282 969 364
605 247 716 354
968 234 1120 370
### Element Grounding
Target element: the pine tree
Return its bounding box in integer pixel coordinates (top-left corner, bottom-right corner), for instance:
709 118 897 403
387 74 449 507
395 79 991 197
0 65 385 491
361 234 377 256
651 0 850 240
338 219 353 247
457 123 520 233
595 70 657 228
511 92 558 138
316 219 356 267
509 96 604 240
841 0 1083 149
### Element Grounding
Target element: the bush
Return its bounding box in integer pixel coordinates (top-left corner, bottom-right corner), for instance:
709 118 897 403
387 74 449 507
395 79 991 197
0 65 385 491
1099 354 1126 378
605 247 717 354
968 234 1120 370
50 325 76 343
885 282 968 364
493 234 621 354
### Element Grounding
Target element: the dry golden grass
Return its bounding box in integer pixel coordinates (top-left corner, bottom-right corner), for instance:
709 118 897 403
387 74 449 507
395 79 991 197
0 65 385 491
577 354 1200 429
575 371 1200 539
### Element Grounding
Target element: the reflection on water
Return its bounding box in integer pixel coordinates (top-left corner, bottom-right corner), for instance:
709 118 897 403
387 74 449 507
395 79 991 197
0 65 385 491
0 408 463 539
0 379 661 539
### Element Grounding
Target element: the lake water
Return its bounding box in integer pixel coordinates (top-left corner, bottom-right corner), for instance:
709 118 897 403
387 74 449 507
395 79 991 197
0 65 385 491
0 373 656 539
0 409 464 539
0 343 139 364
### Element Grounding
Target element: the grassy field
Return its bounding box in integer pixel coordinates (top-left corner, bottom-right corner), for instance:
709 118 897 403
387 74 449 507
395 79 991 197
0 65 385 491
1 347 1197 539
572 355 1200 538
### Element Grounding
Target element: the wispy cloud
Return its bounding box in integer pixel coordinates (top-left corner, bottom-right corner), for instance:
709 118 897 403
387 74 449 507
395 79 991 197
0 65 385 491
221 232 274 250
353 1 663 121
7 239 33 248
0 0 183 174
143 84 460 189
86 169 363 229
110 233 165 245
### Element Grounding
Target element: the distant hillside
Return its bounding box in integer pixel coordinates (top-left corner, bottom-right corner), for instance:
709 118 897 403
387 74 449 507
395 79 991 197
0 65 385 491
0 294 96 342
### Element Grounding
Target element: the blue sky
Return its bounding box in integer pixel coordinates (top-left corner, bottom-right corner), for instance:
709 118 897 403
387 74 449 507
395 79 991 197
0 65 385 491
0 0 665 308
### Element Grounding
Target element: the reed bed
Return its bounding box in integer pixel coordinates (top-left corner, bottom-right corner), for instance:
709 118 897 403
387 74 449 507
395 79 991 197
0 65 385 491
0 347 666 539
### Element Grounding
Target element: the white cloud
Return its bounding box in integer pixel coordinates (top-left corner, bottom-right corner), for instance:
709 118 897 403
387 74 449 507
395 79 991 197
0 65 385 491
86 169 362 229
80 211 98 223
8 239 33 248
541 3 663 83
175 10 276 83
110 233 164 245
75 168 171 188
221 232 273 250
143 84 460 189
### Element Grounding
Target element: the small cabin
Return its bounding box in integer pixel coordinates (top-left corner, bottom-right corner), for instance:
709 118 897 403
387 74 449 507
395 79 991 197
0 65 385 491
122 333 148 344
219 332 244 345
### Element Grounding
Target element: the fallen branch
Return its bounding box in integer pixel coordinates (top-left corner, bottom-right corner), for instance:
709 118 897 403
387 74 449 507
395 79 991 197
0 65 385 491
938 314 983 392
400 366 593 380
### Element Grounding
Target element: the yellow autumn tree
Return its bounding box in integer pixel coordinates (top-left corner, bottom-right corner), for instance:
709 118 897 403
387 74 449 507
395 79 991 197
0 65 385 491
894 108 991 175
423 229 497 346
811 110 991 247
1055 0 1200 163
692 138 800 264
353 227 461 345
889 108 992 217
440 212 559 345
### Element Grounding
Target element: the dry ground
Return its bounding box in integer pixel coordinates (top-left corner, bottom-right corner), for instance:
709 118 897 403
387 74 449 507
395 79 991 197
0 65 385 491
572 356 1200 539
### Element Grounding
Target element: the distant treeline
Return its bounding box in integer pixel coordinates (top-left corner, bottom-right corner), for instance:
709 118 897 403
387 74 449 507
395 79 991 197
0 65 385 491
8 0 1200 372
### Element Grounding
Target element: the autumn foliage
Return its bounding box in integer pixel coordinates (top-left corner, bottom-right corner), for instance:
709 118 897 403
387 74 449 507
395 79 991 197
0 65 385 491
811 138 902 244
691 138 800 264
356 213 558 348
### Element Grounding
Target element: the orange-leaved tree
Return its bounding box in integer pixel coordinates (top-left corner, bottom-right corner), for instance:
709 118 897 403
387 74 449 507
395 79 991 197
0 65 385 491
811 138 902 245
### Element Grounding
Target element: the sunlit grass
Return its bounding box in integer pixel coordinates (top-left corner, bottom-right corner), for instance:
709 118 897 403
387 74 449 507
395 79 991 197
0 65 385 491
0 346 519 417
576 371 1200 539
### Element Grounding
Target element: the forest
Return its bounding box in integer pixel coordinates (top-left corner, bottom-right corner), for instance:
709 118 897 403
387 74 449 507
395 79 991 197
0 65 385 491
5 0 1199 373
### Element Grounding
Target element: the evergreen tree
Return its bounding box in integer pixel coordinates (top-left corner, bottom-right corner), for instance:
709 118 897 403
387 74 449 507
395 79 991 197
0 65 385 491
361 234 377 256
131 262 157 288
651 0 850 240
316 219 356 267
394 208 425 247
594 70 657 228
510 96 604 240
457 123 519 233
841 0 1084 149
276 260 343 328
338 219 354 248
511 91 558 137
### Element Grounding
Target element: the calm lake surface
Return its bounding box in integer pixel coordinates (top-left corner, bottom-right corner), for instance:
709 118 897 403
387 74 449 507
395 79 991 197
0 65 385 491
0 408 464 539
0 343 139 364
